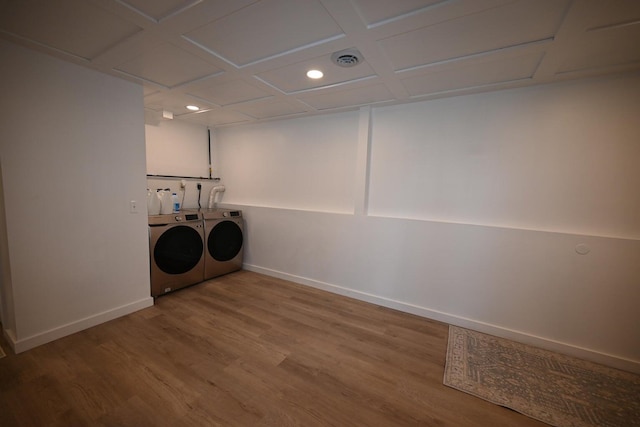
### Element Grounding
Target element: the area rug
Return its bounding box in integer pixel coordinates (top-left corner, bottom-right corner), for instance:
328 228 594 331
443 326 640 427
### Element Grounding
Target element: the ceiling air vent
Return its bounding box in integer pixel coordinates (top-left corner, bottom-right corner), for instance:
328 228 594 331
331 48 362 67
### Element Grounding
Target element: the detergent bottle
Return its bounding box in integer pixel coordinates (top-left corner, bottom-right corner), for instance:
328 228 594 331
172 193 180 213
147 189 161 215
159 189 173 214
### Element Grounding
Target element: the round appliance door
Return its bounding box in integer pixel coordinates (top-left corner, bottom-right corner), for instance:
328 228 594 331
208 220 243 261
154 225 204 274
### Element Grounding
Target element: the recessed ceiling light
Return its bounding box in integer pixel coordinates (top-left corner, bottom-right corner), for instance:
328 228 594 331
306 69 323 79
186 105 200 111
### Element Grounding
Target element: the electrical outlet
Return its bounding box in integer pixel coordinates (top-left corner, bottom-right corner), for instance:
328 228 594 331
129 200 139 213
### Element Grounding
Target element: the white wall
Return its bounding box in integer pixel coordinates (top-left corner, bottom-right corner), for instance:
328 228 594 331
145 119 210 178
215 73 640 373
145 112 360 212
369 77 640 239
0 40 153 352
145 119 225 210
0 161 15 333
215 113 359 213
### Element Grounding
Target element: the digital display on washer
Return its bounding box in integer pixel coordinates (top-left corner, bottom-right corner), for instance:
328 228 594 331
229 211 240 217
185 214 199 220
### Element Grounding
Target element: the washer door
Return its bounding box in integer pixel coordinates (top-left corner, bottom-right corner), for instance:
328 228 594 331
154 225 204 274
208 220 243 262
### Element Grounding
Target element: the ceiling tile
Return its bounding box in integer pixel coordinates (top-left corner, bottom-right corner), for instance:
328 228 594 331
114 42 222 87
256 50 376 93
351 0 445 27
185 78 272 105
144 91 215 114
180 108 251 126
378 0 569 71
230 99 307 119
116 0 201 22
2 0 639 128
558 23 640 73
143 84 160 96
300 83 394 110
557 1 640 73
183 0 344 66
0 0 141 59
580 0 640 29
400 52 543 97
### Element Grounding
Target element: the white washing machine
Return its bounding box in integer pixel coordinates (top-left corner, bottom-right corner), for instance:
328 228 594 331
199 208 244 280
148 212 205 297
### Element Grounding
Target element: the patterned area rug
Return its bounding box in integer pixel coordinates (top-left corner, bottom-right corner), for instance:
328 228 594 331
443 326 640 427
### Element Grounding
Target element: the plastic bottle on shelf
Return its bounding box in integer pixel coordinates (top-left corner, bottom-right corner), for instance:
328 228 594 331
159 190 173 214
172 193 180 213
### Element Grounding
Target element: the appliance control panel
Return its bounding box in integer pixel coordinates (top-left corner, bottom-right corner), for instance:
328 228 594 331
174 213 201 222
223 211 242 218
148 212 203 226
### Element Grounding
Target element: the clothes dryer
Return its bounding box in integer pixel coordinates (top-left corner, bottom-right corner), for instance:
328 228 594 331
200 209 244 280
148 212 205 297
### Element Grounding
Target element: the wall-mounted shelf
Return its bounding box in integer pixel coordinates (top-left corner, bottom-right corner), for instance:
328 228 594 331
146 174 220 181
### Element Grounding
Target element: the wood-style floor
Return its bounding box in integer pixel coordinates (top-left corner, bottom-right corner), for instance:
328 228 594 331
0 271 546 426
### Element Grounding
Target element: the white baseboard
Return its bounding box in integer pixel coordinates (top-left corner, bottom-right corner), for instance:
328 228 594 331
244 264 640 374
6 297 154 354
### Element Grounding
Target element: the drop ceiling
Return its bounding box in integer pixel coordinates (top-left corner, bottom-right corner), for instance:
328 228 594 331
1 0 639 128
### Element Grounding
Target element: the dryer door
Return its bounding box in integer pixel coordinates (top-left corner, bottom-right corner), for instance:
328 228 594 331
208 220 243 261
154 225 204 274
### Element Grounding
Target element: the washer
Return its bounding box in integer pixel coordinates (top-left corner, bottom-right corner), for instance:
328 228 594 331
200 209 244 280
148 212 205 297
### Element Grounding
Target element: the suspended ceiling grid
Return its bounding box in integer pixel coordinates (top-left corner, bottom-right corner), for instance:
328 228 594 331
1 0 639 127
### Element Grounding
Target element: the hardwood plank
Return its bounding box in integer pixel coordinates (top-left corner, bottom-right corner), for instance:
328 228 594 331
0 270 547 426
